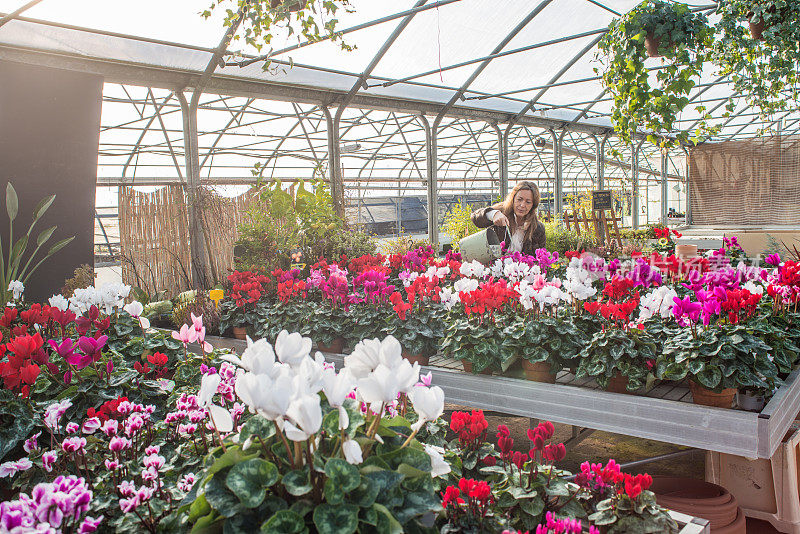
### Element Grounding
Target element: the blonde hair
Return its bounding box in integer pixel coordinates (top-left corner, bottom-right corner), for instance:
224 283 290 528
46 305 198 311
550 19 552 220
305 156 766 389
492 181 541 244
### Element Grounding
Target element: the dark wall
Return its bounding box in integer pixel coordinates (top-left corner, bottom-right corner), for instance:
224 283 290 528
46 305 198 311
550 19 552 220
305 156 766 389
0 61 101 302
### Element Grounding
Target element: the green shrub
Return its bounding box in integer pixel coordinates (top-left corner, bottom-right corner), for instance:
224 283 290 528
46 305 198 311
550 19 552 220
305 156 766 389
234 179 376 270
442 200 480 251
544 221 600 253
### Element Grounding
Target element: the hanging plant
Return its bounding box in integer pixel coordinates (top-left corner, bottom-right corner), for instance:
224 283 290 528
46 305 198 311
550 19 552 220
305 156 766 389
713 0 800 124
597 0 716 148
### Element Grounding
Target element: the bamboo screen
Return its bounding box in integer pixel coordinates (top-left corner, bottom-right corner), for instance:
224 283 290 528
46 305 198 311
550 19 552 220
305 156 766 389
119 185 254 295
688 135 800 226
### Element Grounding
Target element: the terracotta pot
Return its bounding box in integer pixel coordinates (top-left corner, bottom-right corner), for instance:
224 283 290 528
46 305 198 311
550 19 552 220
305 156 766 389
747 7 777 41
232 326 247 340
644 32 673 58
650 477 743 532
675 244 698 259
402 349 429 366
520 360 556 383
689 380 736 408
316 337 345 354
605 372 631 394
462 360 492 375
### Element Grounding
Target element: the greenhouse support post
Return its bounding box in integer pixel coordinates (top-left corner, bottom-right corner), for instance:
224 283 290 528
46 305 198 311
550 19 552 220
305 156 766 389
420 115 438 248
493 123 508 200
632 139 644 229
661 149 668 224
330 0 427 219
683 146 692 225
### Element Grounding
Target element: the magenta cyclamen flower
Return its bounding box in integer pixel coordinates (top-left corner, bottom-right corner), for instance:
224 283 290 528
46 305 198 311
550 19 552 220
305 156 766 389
672 296 702 326
177 473 196 492
23 432 41 453
143 454 165 470
0 476 97 532
81 417 101 434
61 437 87 453
104 459 119 471
78 335 108 364
66 422 79 434
0 458 32 478
109 436 132 452
42 450 57 472
765 253 781 266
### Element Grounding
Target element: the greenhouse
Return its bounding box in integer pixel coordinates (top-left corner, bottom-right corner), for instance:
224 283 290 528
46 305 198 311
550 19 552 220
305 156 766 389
0 0 799 532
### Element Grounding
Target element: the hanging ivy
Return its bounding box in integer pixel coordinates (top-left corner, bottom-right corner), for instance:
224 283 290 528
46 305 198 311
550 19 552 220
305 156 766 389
597 0 716 148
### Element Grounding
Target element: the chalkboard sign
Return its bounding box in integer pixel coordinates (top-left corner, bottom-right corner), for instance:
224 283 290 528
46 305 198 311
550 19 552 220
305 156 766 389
592 190 612 211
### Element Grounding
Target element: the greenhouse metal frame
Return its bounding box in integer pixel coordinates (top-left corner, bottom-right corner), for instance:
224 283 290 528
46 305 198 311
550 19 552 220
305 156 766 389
0 0 797 260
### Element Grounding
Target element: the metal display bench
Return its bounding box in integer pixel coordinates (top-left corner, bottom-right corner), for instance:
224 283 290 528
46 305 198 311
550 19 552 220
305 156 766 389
203 335 800 460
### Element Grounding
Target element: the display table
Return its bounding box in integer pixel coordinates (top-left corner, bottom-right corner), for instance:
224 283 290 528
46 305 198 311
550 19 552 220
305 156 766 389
200 335 800 459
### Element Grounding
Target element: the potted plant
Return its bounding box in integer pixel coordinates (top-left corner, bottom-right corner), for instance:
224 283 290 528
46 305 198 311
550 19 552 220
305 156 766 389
220 271 272 339
713 0 800 121
577 278 657 393
439 279 520 375
597 0 716 148
517 313 586 383
659 324 777 408
385 287 446 366
176 333 446 532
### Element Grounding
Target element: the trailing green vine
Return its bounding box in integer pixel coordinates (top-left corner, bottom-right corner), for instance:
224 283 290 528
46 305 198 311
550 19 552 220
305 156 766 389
597 0 717 148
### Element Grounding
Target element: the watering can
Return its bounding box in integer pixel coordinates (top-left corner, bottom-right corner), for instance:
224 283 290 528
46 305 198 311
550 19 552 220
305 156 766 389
458 226 511 264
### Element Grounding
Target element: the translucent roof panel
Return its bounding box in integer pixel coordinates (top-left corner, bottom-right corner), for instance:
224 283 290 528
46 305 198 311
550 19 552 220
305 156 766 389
1 0 796 140
371 0 534 87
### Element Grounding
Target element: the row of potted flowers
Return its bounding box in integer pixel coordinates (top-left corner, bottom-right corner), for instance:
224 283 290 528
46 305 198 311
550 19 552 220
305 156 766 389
218 242 800 409
0 283 683 533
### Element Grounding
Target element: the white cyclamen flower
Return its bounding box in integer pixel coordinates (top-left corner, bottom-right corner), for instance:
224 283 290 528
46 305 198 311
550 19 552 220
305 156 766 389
283 394 323 442
408 385 445 431
357 365 400 406
235 371 293 420
424 444 451 477
275 330 313 367
342 439 363 465
8 280 24 300
48 294 69 311
344 338 382 379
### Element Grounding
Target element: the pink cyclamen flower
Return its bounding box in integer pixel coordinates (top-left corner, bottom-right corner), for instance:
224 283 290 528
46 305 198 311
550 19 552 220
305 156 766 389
23 431 41 453
116 401 133 415
43 399 73 431
119 495 140 513
104 459 119 471
109 436 132 452
141 467 158 482
125 414 144 437
145 445 160 455
171 324 194 346
66 422 79 434
177 473 196 492
101 420 118 437
417 371 433 387
143 454 165 470
117 480 136 497
81 417 101 434
178 423 197 435
0 458 33 478
190 313 213 353
78 516 104 533
42 450 58 472
61 437 87 453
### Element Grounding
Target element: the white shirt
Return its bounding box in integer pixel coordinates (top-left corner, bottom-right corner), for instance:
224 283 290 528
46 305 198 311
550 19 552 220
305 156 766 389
487 210 528 253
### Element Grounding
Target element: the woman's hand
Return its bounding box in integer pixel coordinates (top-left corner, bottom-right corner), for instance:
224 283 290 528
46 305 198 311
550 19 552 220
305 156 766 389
492 211 510 227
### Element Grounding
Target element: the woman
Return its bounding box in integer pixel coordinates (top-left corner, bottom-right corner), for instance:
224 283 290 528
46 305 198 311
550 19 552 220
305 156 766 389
471 181 546 254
